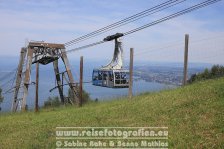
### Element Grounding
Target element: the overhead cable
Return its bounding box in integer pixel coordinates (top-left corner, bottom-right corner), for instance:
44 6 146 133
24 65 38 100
66 0 221 53
64 0 187 47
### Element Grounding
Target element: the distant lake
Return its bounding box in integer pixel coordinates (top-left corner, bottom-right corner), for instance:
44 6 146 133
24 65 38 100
85 79 174 100
0 78 174 112
0 59 211 112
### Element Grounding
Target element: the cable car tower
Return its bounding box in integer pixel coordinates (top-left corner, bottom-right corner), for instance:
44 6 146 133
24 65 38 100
11 42 80 112
92 33 129 88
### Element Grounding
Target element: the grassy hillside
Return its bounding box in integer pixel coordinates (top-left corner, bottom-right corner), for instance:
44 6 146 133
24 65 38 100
0 78 224 148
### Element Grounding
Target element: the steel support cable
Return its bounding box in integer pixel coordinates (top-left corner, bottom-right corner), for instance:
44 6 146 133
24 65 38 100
66 0 187 46
10 67 18 89
49 81 92 92
2 85 24 95
134 43 184 57
124 0 221 36
1 63 35 94
193 50 224 61
0 68 17 82
0 65 18 88
66 40 105 53
0 77 16 88
66 0 222 54
64 0 187 47
132 34 224 57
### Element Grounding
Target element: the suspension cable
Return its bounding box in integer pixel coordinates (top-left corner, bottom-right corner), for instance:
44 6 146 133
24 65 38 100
65 0 222 53
64 0 187 47
124 0 221 36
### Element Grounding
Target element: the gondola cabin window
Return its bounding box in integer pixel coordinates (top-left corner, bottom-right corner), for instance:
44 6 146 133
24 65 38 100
92 69 129 88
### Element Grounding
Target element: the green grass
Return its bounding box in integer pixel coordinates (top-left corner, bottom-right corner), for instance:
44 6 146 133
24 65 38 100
0 78 224 148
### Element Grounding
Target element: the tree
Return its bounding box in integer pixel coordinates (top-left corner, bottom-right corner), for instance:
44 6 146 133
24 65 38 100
188 73 197 84
201 68 210 79
0 88 4 111
43 96 60 108
211 65 220 76
0 88 3 103
188 64 224 84
68 88 90 105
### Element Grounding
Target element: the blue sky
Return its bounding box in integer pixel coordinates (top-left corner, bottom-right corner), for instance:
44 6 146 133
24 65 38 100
0 0 224 64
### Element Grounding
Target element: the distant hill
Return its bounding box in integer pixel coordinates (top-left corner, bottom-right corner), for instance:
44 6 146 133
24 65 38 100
0 77 223 148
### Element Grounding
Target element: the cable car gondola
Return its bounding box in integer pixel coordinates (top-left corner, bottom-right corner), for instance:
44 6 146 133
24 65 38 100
92 33 129 88
92 69 129 88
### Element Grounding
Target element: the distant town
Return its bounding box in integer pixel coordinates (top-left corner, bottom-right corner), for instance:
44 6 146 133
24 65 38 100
134 65 205 85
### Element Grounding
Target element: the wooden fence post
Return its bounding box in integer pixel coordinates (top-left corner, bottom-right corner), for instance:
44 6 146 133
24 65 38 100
183 34 189 86
79 56 83 106
129 48 134 99
35 62 39 112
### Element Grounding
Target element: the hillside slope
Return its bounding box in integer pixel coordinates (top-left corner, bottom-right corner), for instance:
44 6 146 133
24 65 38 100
0 78 224 148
